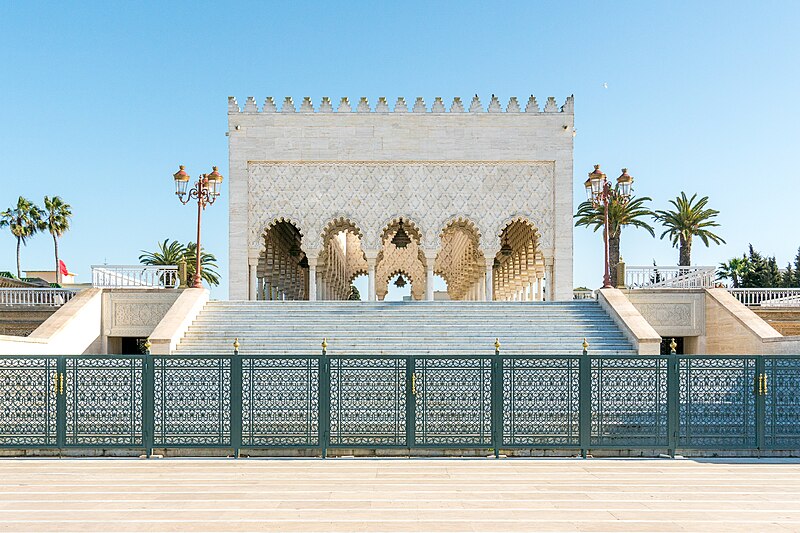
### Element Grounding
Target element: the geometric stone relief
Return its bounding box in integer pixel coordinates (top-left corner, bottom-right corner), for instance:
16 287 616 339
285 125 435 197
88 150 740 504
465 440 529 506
635 303 694 328
248 161 554 256
113 303 173 328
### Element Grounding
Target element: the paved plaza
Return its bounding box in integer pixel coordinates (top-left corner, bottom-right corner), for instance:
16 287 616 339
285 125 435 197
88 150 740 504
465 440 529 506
1 458 800 531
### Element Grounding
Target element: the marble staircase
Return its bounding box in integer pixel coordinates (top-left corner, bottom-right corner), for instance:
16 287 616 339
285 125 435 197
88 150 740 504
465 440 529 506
174 300 636 356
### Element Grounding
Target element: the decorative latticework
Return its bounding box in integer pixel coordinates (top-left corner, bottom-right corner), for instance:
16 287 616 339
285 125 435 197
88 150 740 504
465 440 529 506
414 357 492 446
591 357 668 447
64 357 143 446
153 357 231 446
330 357 407 446
241 357 319 447
764 356 800 450
679 357 757 448
503 357 580 446
0 357 58 446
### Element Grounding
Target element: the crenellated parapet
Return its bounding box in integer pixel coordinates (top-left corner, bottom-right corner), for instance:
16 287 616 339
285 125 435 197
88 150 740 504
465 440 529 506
227 94 574 114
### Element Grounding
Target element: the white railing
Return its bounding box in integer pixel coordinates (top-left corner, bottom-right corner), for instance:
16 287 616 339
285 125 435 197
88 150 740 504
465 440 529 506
625 266 717 289
573 289 596 300
91 265 179 289
728 288 800 307
0 288 79 306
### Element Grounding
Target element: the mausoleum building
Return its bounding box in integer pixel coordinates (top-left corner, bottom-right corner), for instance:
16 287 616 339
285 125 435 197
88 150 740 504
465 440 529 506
227 94 575 301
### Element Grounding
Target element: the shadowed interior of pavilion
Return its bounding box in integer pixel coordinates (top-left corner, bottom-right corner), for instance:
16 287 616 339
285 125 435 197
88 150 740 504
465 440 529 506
256 217 550 301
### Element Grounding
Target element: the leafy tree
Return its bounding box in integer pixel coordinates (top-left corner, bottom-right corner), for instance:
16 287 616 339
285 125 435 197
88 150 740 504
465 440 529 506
574 191 655 286
794 247 800 287
781 263 795 288
654 192 725 266
717 256 748 288
740 245 782 288
139 239 220 287
348 284 361 300
42 196 72 284
0 197 45 278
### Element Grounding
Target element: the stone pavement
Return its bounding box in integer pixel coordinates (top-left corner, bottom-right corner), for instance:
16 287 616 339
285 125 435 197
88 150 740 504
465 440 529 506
0 458 799 532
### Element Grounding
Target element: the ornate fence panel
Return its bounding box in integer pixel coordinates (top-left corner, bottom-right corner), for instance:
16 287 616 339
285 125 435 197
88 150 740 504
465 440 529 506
591 357 669 447
240 356 320 447
763 356 800 450
329 356 407 447
678 357 758 448
413 357 492 447
502 357 580 447
3 354 800 455
0 357 59 447
63 356 143 447
153 356 231 447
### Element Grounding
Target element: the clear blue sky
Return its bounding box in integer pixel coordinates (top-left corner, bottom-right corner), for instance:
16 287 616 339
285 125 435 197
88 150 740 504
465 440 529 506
2 0 799 299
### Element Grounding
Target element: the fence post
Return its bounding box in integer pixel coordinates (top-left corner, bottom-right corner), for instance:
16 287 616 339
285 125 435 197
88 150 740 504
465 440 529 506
667 339 679 458
756 356 766 455
320 338 330 459
579 339 591 459
143 339 154 458
231 338 242 459
492 339 501 459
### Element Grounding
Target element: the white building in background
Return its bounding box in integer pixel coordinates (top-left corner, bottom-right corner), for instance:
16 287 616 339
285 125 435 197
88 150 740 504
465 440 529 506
227 94 575 302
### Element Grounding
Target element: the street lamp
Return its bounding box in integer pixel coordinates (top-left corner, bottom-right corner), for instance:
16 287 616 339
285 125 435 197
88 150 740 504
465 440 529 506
584 165 634 289
172 165 223 289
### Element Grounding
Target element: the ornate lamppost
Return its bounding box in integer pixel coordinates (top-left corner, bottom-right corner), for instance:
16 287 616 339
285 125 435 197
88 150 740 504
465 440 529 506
584 165 633 289
172 165 223 289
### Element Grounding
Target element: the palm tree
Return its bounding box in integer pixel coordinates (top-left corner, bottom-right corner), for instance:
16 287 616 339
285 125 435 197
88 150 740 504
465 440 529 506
575 191 655 286
184 242 220 287
717 256 748 288
655 192 725 267
0 197 45 278
139 240 220 287
42 196 72 285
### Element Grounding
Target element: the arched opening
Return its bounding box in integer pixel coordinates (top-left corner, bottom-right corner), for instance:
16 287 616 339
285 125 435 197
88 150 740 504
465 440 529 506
384 271 413 301
257 220 308 300
376 218 426 301
350 273 368 301
493 219 545 301
435 219 485 300
316 218 367 300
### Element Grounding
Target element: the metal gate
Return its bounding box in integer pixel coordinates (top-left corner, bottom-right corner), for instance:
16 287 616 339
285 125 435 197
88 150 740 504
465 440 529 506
2 354 800 455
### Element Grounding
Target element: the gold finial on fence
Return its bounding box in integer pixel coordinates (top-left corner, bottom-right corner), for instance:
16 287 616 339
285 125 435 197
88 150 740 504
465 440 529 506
143 339 151 355
494 338 501 354
321 338 328 355
233 338 240 355
669 338 677 355
582 338 589 355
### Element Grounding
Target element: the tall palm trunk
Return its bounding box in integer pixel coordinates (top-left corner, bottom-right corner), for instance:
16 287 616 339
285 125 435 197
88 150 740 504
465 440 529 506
16 236 21 278
679 236 692 267
53 234 60 285
609 235 621 287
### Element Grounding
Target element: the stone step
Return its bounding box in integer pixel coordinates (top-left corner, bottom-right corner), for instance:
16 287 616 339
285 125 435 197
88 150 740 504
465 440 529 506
176 300 635 355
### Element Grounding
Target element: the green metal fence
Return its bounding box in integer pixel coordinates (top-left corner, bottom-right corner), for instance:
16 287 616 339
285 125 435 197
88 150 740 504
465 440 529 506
1 354 799 456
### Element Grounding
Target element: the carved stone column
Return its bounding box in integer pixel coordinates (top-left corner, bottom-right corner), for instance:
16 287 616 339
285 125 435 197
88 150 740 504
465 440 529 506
366 250 378 301
248 264 257 301
307 256 317 301
484 258 494 301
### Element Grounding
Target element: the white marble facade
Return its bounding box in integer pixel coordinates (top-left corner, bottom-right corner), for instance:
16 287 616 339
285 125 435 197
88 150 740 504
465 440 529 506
227 94 574 301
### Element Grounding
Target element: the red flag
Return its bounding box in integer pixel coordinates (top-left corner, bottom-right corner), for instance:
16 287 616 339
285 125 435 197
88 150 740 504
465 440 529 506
59 260 69 277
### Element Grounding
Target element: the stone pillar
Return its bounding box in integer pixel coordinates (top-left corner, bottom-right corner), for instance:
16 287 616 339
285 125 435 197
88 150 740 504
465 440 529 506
257 277 264 301
307 257 317 301
537 274 544 301
478 276 486 301
545 261 554 302
315 271 322 300
248 263 257 301
423 252 436 302
366 251 378 301
485 259 494 301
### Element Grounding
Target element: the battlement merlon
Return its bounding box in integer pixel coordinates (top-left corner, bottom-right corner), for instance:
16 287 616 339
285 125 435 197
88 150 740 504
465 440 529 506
227 95 574 114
